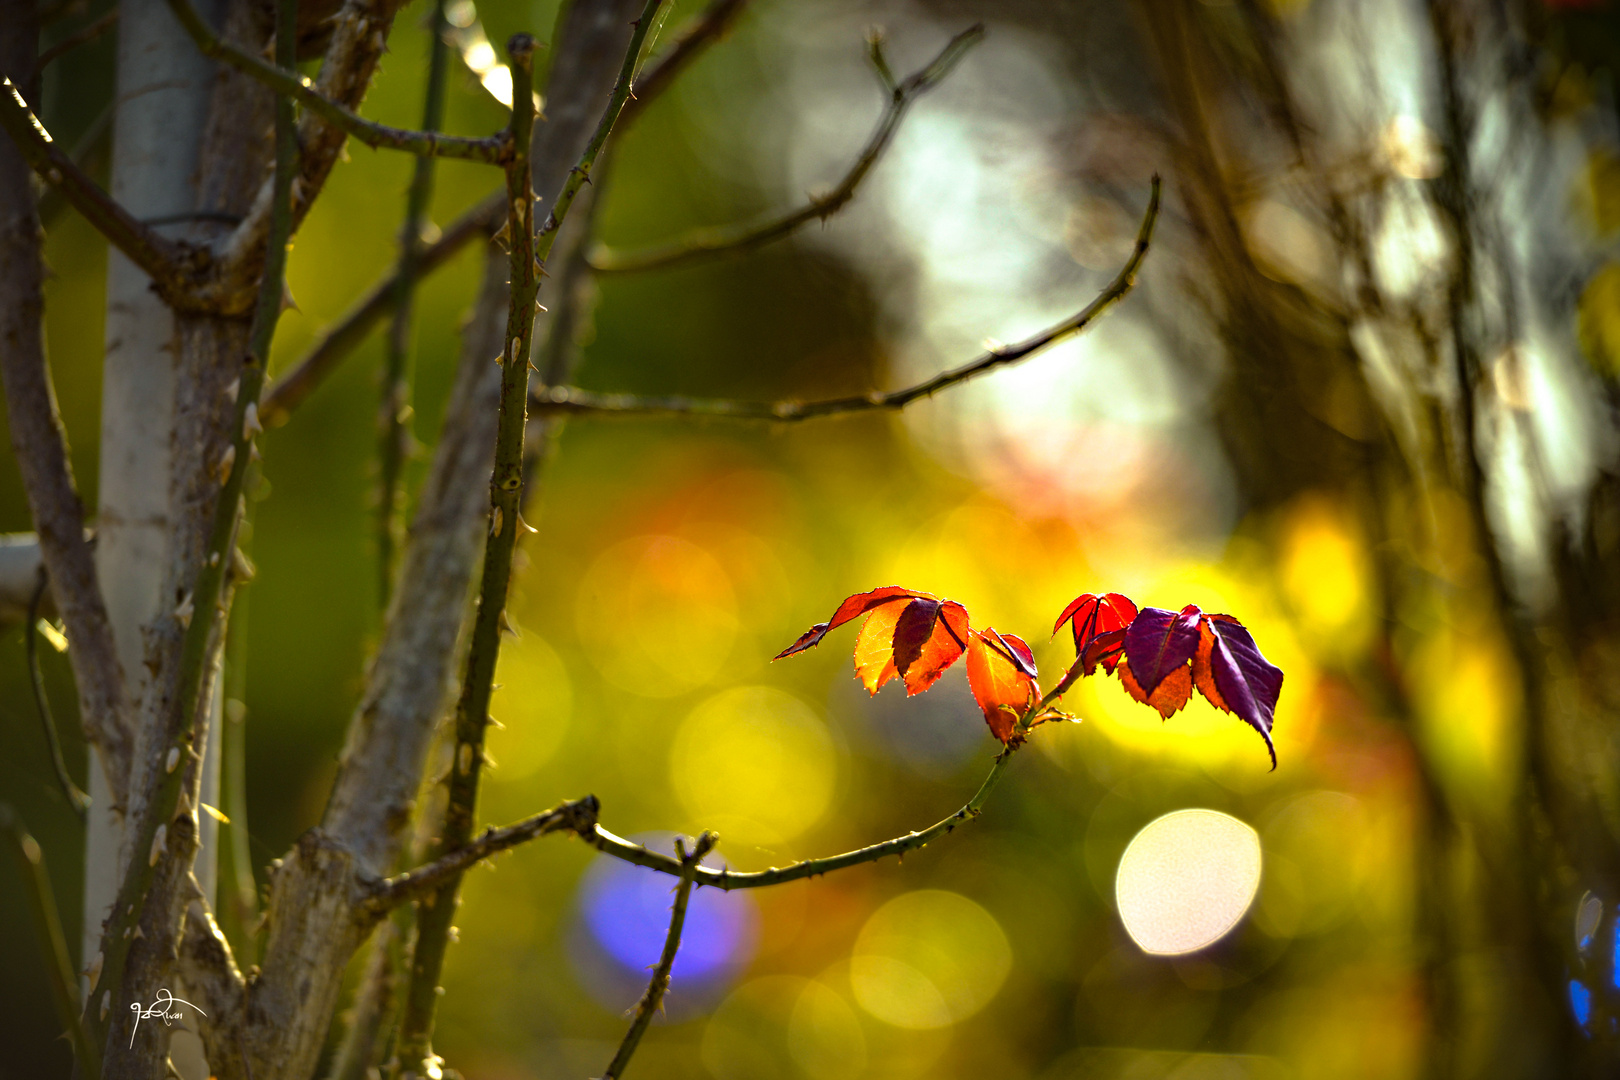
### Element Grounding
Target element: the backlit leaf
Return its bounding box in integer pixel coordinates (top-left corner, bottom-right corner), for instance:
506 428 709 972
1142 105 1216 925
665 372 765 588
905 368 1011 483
1123 604 1202 696
1117 654 1193 718
966 629 1038 744
774 586 925 659
1053 592 1138 652
1192 614 1283 769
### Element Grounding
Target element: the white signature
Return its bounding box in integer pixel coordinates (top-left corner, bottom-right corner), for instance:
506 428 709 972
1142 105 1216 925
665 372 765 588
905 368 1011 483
128 988 206 1048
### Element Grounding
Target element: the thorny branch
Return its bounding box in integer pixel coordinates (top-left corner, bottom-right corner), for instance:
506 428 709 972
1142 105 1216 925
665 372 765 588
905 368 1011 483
536 175 1161 420
26 569 89 817
364 797 600 911
603 832 718 1080
164 0 507 163
588 23 984 274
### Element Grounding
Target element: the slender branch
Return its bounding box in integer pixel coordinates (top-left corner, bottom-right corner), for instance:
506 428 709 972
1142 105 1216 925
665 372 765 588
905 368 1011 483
391 36 543 1077
26 568 89 817
260 0 751 429
163 0 506 163
378 0 453 609
364 797 600 911
586 746 1018 889
0 77 197 303
84 0 299 1048
603 832 717 1080
618 0 746 128
0 805 98 1077
538 175 1160 419
37 8 116 68
589 23 981 274
394 13 660 1070
0 56 132 805
260 193 502 427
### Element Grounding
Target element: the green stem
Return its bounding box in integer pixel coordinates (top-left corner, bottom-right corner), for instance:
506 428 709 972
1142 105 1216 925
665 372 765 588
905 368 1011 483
391 11 662 1071
2 805 98 1076
25 570 89 817
588 747 1018 890
603 832 716 1080
218 488 260 964
379 0 452 610
163 0 505 163
82 0 298 1050
389 35 541 1078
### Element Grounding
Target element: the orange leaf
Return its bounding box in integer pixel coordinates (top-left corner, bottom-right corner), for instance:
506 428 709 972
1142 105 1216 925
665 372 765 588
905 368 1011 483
853 597 913 694
1192 620 1229 712
1117 655 1192 719
966 629 1038 744
774 586 926 659
898 599 971 696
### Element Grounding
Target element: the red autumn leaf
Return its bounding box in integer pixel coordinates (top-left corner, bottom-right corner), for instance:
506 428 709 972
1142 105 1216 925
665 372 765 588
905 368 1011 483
966 629 1039 744
774 585 926 659
778 586 970 697
1122 604 1203 697
1192 614 1284 769
1079 626 1127 675
1053 591 1138 652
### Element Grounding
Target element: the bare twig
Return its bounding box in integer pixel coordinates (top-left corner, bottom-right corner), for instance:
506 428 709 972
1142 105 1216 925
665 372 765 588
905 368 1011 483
164 0 505 163
365 797 600 910
603 832 717 1080
377 0 453 608
585 747 1017 889
26 569 89 817
537 175 1160 419
0 40 132 808
1 806 98 1076
0 77 198 305
588 23 981 274
84 0 299 1051
37 8 116 67
393 12 661 1070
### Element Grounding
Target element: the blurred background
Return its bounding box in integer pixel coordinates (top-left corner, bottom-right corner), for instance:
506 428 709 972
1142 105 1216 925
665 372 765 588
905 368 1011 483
6 0 1620 1076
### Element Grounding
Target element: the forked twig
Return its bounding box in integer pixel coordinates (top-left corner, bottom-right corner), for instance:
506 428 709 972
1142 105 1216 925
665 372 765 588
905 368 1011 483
588 24 983 274
603 832 718 1080
164 0 506 163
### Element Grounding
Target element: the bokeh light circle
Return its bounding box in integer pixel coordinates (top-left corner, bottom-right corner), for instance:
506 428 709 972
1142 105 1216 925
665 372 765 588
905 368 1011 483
671 686 836 845
851 889 1012 1029
575 835 757 1011
576 535 738 697
1115 809 1262 956
487 633 571 778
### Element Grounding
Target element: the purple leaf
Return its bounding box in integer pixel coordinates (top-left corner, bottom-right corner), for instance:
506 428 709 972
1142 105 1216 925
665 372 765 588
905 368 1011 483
1123 604 1202 696
1203 615 1283 770
891 597 943 676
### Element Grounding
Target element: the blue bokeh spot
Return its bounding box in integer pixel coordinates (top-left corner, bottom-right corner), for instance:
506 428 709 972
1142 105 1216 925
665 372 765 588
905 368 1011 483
1570 980 1592 1028
578 835 757 986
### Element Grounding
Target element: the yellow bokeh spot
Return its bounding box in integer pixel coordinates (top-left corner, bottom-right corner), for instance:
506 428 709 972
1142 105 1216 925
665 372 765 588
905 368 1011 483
576 535 738 697
1279 495 1372 654
670 687 836 845
851 890 1011 1029
1578 261 1620 379
488 633 572 780
1411 629 1521 795
788 979 868 1080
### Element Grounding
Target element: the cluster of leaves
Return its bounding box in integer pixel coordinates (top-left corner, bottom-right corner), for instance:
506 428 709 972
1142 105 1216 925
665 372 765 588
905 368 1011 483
777 587 1284 767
